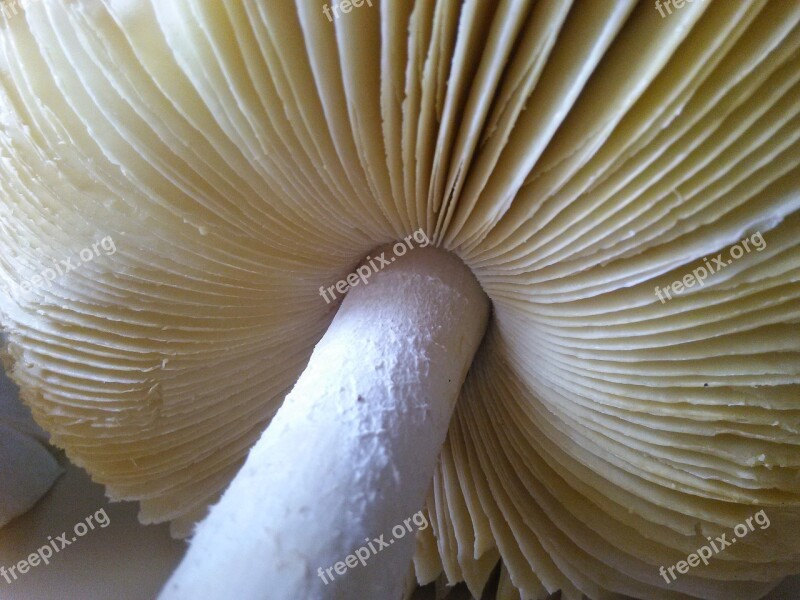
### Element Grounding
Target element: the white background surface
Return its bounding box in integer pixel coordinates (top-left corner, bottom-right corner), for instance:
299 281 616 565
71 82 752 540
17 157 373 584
0 462 184 600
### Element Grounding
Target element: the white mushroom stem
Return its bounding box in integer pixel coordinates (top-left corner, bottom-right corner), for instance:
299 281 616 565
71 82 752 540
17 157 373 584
160 246 489 600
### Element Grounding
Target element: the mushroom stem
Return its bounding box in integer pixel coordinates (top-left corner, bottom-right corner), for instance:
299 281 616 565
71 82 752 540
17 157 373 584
160 246 489 600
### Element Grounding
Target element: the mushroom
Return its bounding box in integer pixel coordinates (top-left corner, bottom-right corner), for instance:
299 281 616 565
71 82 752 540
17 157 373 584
0 342 62 528
0 1 799 600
